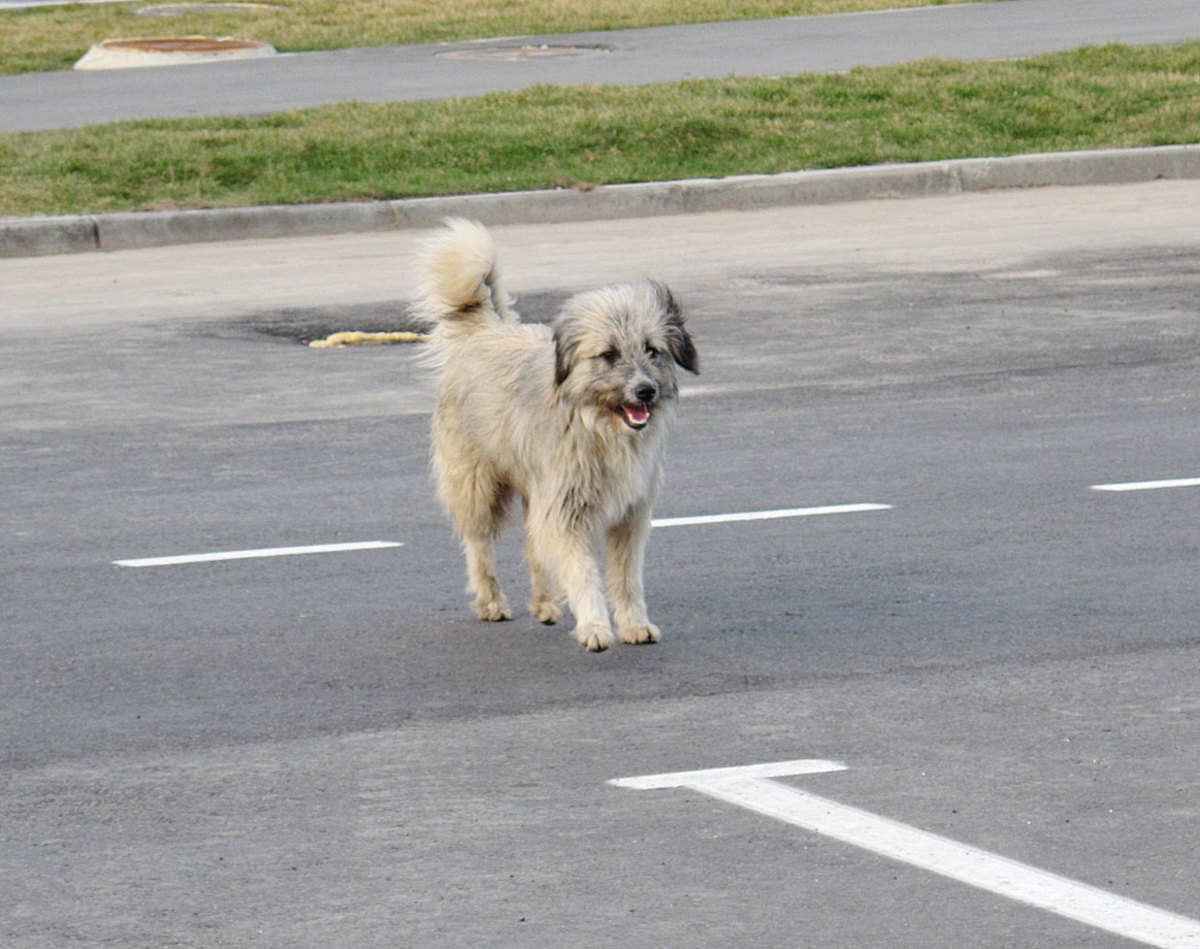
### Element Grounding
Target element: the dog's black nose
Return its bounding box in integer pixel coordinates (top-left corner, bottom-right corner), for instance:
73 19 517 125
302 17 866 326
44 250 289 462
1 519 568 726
635 382 659 404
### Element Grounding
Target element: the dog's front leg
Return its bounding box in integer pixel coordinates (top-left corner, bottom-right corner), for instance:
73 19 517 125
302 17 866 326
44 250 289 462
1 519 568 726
606 505 661 645
525 541 563 625
531 522 614 651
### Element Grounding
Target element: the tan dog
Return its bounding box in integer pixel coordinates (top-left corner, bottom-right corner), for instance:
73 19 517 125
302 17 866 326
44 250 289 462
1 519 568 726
416 220 698 651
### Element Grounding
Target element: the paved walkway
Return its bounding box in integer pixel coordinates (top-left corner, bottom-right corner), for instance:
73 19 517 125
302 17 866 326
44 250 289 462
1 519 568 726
3 0 1200 132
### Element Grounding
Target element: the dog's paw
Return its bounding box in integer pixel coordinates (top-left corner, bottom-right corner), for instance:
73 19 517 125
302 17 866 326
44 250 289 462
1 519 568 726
618 622 661 645
474 594 512 622
574 622 615 652
530 597 562 625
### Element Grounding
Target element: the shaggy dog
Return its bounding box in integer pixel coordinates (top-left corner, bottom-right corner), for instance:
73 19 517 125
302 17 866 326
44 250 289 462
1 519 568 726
416 220 698 651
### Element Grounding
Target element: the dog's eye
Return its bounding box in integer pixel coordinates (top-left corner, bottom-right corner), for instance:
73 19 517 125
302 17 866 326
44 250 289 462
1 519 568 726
598 349 620 365
645 343 662 359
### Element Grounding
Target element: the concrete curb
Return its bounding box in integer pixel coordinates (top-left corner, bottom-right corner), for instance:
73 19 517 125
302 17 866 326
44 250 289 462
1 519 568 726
3 144 1199 258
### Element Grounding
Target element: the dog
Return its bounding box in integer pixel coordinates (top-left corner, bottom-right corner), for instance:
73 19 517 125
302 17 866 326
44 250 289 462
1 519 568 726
415 219 698 651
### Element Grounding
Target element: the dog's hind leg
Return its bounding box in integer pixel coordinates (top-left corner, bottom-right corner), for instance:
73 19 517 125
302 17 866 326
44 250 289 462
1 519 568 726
463 532 512 622
606 504 661 645
440 461 513 622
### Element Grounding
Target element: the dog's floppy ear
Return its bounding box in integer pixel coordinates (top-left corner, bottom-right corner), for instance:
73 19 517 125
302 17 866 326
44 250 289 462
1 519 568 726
552 318 577 387
654 282 699 374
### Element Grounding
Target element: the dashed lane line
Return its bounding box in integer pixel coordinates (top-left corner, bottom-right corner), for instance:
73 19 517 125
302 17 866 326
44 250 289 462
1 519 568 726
651 503 892 528
1091 477 1200 493
113 540 403 568
113 504 891 567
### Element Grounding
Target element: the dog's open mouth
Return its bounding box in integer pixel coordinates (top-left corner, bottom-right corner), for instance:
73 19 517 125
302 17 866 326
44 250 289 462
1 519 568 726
617 404 651 430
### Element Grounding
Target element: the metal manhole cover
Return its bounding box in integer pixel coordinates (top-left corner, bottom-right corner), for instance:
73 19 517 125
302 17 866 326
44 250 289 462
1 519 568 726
74 35 278 69
437 44 611 62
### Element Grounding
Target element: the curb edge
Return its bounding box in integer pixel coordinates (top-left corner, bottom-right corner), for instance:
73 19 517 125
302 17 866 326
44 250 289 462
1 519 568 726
3 145 1198 259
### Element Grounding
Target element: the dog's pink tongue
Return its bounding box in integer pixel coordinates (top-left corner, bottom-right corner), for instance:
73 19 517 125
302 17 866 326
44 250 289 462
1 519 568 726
624 405 650 426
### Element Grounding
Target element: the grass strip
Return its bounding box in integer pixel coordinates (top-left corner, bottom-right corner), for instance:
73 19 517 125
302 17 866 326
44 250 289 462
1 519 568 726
0 0 989 77
1 42 1198 218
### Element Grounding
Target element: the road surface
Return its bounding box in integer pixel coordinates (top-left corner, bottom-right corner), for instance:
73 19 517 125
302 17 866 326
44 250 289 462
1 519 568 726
3 180 1199 947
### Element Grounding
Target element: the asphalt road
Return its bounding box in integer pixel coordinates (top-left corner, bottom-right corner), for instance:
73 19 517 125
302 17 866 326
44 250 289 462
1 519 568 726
3 181 1199 947
3 0 1200 131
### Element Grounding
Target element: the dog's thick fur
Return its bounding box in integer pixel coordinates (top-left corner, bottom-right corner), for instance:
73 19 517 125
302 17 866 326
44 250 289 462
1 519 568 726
416 219 698 651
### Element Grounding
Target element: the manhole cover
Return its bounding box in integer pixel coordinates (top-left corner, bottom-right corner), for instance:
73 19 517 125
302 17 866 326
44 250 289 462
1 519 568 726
135 3 279 15
74 35 277 69
437 44 611 62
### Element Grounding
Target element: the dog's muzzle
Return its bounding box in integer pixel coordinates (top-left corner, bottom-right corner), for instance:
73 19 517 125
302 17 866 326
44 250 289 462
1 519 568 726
616 381 659 430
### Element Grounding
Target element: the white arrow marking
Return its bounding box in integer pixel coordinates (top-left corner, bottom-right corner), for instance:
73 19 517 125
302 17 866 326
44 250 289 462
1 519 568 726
610 761 1200 948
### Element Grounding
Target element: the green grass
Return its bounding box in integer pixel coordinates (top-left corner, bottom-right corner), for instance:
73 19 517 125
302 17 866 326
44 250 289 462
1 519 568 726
2 42 1198 217
0 0 993 77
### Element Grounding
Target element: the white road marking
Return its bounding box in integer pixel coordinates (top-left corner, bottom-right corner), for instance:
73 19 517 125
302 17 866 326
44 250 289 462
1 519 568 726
610 761 1200 949
113 540 403 568
611 759 849 788
113 504 882 568
1091 477 1200 493
651 503 891 528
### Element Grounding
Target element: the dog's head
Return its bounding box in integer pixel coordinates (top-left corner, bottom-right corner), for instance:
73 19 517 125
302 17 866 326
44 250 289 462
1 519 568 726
552 281 698 432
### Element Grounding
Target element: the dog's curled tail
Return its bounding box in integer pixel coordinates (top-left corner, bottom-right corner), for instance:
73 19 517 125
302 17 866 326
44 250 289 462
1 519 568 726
415 219 517 335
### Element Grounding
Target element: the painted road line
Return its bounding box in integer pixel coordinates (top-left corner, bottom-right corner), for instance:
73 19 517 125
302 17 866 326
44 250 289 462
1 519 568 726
116 506 885 568
1091 477 1200 493
610 761 1200 949
651 503 891 528
114 540 403 568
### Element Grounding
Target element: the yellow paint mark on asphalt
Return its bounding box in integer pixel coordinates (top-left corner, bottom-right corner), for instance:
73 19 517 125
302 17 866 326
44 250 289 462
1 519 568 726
308 331 428 348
